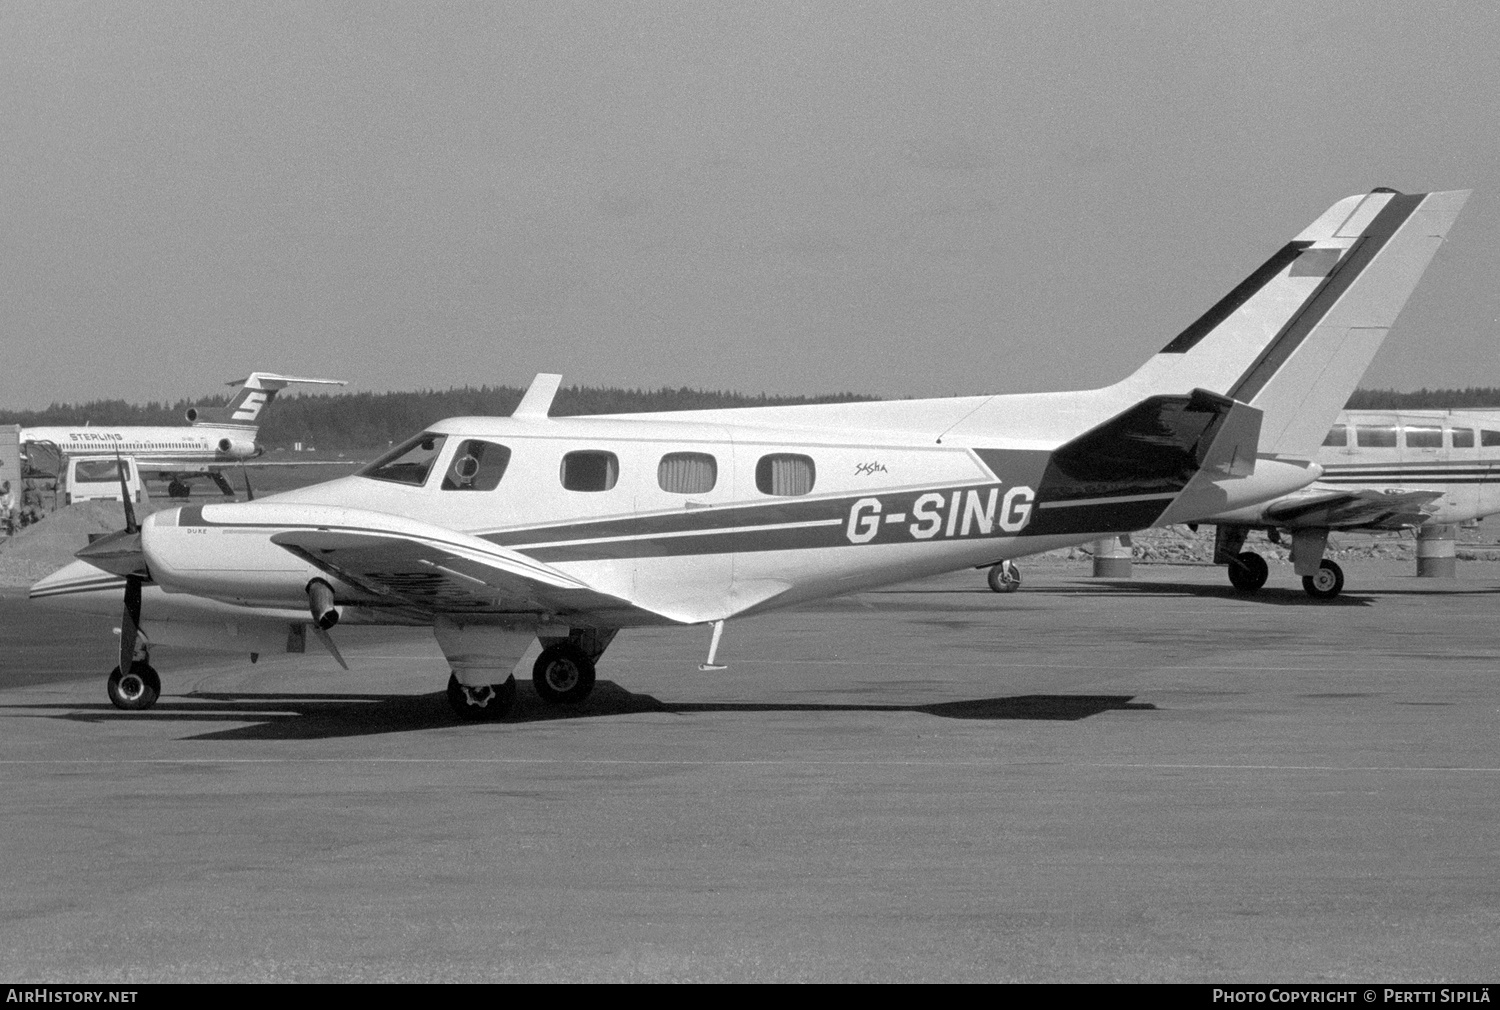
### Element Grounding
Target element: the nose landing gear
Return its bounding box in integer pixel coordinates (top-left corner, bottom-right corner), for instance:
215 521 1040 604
107 663 161 711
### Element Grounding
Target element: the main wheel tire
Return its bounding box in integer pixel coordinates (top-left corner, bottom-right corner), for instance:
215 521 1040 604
447 673 516 721
1227 551 1269 592
532 644 597 705
107 664 161 711
167 480 190 499
1302 559 1345 599
986 562 1021 593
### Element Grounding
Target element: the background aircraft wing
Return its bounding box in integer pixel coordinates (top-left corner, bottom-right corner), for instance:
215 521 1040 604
1264 488 1444 530
269 527 668 625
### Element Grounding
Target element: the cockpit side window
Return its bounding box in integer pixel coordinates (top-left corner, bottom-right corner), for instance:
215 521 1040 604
441 440 512 491
358 432 449 486
1321 426 1348 447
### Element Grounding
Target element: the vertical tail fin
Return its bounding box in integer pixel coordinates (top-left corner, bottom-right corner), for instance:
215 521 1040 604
1112 189 1468 457
186 372 348 429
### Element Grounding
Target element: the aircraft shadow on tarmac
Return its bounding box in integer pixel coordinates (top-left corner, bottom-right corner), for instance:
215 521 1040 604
21 683 1156 741
876 581 1383 606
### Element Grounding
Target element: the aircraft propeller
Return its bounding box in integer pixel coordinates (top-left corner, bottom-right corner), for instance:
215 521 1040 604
72 453 157 708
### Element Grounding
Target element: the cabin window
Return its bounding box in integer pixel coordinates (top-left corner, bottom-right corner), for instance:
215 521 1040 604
1483 430 1500 447
1404 426 1442 448
658 452 717 494
441 440 512 491
756 454 816 496
1452 428 1475 448
359 432 448 486
1355 425 1397 448
1321 426 1348 447
561 450 619 492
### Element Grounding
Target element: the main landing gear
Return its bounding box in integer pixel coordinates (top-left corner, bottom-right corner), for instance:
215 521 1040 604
1215 525 1344 599
532 643 597 705
1302 559 1345 599
107 662 161 711
447 673 517 721
986 560 1021 593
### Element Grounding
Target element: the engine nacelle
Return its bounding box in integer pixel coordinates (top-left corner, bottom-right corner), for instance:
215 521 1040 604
184 407 199 423
215 435 257 458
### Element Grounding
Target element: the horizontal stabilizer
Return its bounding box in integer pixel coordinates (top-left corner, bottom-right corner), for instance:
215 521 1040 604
1264 487 1443 530
1024 389 1261 536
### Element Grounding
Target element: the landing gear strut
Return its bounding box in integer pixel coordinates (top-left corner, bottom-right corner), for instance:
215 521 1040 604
986 560 1021 593
107 663 160 711
1302 559 1344 599
446 673 516 721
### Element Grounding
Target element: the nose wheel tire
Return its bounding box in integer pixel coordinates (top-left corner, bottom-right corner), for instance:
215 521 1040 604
1302 559 1344 599
107 665 161 711
532 644 597 705
447 673 516 721
986 561 1021 593
1227 551 1269 592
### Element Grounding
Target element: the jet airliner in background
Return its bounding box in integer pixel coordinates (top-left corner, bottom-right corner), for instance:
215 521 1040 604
21 372 346 497
29 188 1469 720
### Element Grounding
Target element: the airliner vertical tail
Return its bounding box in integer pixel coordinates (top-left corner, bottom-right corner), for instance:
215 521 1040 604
186 372 347 429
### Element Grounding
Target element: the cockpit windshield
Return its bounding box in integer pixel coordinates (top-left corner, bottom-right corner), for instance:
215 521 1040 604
358 432 449 486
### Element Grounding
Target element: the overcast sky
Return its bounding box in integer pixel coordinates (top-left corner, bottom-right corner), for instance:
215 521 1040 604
2 1 1497 409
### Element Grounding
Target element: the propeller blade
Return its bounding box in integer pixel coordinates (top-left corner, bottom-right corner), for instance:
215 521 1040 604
312 625 349 671
114 451 138 534
119 576 142 676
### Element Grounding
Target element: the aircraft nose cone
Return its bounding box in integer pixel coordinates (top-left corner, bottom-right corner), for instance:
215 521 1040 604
75 529 150 579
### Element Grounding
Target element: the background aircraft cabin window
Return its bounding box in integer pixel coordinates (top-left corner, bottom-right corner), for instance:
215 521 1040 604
756 454 816 496
441 440 512 491
561 450 619 492
1321 426 1348 447
1355 425 1397 448
1404 426 1442 448
658 452 717 494
1452 428 1475 448
1483 430 1500 447
358 432 449 486
75 459 130 482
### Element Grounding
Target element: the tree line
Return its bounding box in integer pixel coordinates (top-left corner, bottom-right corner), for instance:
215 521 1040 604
5 385 1499 450
0 385 878 450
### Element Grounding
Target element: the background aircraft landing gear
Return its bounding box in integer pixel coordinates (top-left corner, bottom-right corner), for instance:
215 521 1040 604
533 644 597 705
1302 559 1344 599
107 664 160 711
1227 552 1269 593
446 673 516 721
166 480 191 499
986 561 1021 593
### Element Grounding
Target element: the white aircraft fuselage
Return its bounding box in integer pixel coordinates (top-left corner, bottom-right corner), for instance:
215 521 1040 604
27 187 1470 717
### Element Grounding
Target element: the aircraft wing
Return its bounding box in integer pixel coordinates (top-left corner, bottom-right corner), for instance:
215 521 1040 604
269 526 667 625
1264 487 1444 530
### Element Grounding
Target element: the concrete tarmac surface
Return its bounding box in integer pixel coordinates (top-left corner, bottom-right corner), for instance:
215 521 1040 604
1 562 1498 982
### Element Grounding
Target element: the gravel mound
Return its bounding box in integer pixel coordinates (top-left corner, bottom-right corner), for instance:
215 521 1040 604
0 500 166 587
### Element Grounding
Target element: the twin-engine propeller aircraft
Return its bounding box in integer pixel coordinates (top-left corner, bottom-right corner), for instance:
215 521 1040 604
21 372 346 497
1201 406 1500 598
30 188 1468 719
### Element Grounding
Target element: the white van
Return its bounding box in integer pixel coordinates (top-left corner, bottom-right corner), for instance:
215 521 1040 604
65 456 146 505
